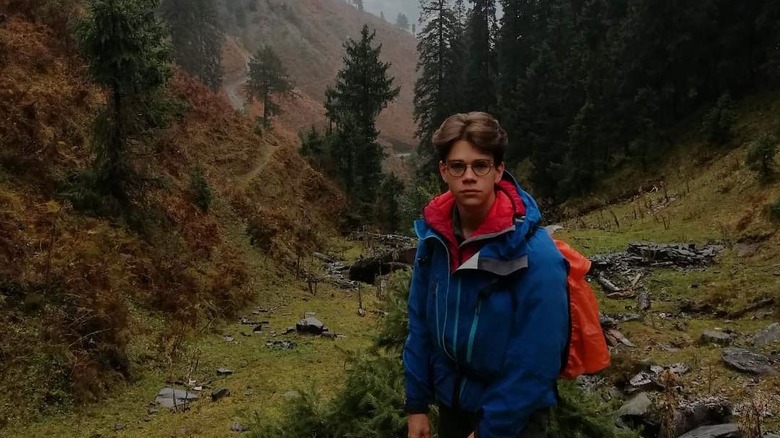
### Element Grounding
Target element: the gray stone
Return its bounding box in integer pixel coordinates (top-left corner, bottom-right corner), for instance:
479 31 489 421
662 397 733 437
668 362 692 375
211 388 230 401
618 393 653 418
753 323 780 347
283 390 301 399
628 372 659 391
699 330 735 346
734 243 759 258
217 367 233 376
296 316 325 335
231 422 249 432
266 340 296 350
155 387 199 409
677 423 740 438
722 348 776 375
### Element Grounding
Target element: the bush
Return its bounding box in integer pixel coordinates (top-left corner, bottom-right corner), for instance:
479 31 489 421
746 134 778 182
702 93 736 146
250 271 639 438
769 199 780 223
189 166 212 212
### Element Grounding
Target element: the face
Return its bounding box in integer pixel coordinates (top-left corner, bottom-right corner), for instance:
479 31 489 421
439 139 505 211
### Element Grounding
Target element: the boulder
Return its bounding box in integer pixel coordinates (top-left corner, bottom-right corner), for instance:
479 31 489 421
753 323 780 347
661 397 733 437
699 330 734 346
722 348 776 375
155 387 198 410
618 392 653 418
677 424 740 438
296 316 325 335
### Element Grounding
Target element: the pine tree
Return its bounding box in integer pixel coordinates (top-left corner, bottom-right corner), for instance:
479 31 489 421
413 0 467 178
245 45 297 128
324 25 400 215
463 0 498 113
76 0 172 207
160 0 223 91
396 13 410 31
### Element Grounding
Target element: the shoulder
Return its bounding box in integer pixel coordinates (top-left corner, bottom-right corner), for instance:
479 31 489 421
526 227 564 265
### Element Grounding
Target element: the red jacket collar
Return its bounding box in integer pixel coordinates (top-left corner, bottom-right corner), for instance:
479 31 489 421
422 181 526 270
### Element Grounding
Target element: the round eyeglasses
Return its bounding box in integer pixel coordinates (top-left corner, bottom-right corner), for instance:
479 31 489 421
444 160 494 177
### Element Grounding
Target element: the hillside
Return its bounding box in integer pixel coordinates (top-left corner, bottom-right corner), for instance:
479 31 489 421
219 0 418 152
0 6 348 429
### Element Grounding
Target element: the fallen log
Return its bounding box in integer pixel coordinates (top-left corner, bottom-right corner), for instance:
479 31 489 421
727 298 775 319
597 273 623 293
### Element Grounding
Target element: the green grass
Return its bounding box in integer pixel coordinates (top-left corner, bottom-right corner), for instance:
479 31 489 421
5 275 380 437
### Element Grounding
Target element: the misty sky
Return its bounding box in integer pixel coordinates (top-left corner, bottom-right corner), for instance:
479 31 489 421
362 0 421 25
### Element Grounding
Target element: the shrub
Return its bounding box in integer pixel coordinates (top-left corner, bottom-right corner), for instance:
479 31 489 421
249 271 639 438
746 134 778 182
702 93 736 146
769 199 780 223
189 166 212 212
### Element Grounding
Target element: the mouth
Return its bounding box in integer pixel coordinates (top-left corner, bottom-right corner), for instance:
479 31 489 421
460 190 480 195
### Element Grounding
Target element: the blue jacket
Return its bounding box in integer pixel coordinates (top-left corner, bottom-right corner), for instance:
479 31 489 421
403 173 570 437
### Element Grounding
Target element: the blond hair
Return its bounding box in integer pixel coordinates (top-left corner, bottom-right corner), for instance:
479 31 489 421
432 112 508 163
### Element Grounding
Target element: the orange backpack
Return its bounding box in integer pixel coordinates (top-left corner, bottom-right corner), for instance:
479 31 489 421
554 239 611 379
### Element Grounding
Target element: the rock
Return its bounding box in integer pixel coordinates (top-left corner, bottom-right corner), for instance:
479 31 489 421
734 243 759 258
266 340 296 350
628 372 659 392
619 393 653 418
668 362 691 375
600 314 618 329
722 348 776 375
253 325 263 333
753 323 780 347
147 406 159 415
677 423 740 438
637 290 652 311
699 330 734 346
348 246 417 284
224 335 235 343
211 388 230 401
231 422 249 432
217 368 233 376
296 316 325 335
283 326 296 335
155 387 199 410
662 397 733 437
283 390 301 399
114 424 125 431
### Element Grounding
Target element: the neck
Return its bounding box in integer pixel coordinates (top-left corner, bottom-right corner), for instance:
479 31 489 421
457 191 496 238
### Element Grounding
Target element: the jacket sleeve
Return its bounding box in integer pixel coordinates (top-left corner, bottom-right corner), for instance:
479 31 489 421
477 238 569 437
402 241 434 414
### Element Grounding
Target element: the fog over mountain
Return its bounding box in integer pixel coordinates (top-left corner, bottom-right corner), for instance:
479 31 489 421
363 0 420 25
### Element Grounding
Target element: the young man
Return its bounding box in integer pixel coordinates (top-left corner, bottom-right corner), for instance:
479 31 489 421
404 112 570 438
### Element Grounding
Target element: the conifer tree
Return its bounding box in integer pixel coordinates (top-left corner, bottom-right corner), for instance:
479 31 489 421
245 45 297 128
76 0 172 207
160 0 223 91
396 13 410 31
413 0 467 178
324 25 400 215
463 0 498 113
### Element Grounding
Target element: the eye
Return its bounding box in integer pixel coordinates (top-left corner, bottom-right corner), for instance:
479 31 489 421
448 162 466 172
473 160 492 174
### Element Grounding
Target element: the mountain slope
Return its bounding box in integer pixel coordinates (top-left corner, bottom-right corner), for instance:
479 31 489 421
219 0 419 152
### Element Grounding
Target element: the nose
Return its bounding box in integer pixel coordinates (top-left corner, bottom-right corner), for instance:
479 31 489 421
462 165 478 181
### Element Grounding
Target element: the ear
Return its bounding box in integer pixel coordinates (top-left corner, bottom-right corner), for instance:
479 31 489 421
439 161 448 182
494 161 505 184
